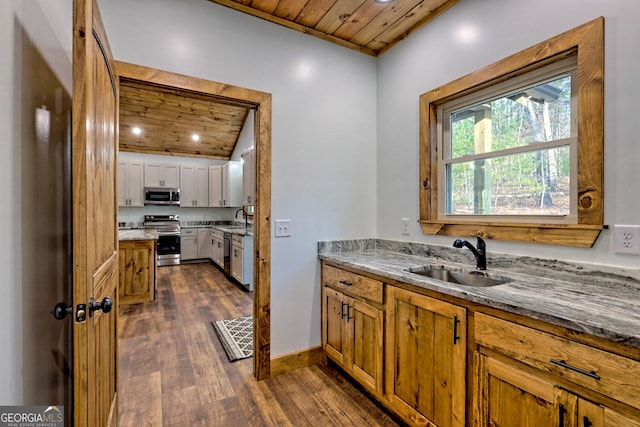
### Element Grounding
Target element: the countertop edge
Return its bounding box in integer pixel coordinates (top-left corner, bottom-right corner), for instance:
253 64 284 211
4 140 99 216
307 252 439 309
318 251 640 352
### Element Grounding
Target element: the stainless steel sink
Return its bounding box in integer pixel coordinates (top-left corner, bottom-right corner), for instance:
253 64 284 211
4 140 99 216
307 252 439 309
406 267 511 287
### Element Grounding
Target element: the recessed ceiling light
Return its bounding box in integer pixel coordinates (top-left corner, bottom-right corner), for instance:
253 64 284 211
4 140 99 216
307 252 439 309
191 134 200 142
132 127 142 135
374 0 395 4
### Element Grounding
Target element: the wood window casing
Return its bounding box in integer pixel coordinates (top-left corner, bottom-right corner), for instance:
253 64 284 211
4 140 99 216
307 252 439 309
419 17 604 247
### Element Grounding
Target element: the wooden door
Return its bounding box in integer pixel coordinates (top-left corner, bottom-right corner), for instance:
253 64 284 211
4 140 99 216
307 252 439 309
475 353 556 427
386 287 466 427
348 297 384 394
72 0 119 425
323 288 347 363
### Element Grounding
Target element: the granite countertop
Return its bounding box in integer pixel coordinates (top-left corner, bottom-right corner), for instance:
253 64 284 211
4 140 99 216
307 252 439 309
180 221 252 236
318 239 640 351
119 229 159 241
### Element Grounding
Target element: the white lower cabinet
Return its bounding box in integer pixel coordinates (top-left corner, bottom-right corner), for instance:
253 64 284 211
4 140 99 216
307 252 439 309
197 228 210 258
180 228 198 261
210 229 225 268
231 233 253 290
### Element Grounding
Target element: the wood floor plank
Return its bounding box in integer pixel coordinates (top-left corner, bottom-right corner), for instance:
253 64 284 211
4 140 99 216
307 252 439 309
118 371 162 427
184 322 236 404
118 262 401 426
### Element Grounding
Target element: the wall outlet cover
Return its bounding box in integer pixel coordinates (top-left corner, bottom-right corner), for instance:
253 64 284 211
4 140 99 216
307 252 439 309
275 219 291 238
613 225 640 255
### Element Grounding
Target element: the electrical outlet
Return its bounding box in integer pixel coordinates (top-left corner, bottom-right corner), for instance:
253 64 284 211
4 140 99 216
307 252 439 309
613 225 640 255
401 218 410 235
275 219 291 238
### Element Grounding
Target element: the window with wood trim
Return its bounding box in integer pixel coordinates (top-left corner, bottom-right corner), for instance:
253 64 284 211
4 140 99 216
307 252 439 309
419 18 604 247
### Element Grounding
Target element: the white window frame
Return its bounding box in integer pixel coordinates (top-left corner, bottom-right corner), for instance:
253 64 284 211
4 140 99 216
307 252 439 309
437 58 578 225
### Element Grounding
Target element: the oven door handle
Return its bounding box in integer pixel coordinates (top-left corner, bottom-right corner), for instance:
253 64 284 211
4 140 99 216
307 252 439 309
157 231 181 237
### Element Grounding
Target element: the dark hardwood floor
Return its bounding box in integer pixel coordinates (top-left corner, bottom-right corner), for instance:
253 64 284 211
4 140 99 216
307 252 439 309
118 262 401 426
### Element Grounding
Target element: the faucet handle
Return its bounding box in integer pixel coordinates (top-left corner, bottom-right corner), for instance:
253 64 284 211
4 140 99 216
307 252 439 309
475 236 486 251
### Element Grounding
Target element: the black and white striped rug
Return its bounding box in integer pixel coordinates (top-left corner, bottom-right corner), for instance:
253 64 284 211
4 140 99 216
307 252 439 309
211 315 253 362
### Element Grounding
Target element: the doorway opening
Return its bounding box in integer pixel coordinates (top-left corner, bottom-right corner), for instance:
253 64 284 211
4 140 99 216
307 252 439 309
115 61 272 379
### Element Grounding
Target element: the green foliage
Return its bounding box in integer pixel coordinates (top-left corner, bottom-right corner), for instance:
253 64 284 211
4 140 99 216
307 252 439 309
447 75 572 215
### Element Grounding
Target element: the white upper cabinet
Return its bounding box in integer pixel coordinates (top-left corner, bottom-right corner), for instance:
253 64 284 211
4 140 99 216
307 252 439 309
208 165 222 207
144 162 179 188
209 161 242 207
241 147 255 207
118 160 144 207
180 165 209 207
222 162 242 207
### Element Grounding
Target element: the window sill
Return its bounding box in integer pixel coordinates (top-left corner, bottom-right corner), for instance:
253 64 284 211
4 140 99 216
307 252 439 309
419 220 604 247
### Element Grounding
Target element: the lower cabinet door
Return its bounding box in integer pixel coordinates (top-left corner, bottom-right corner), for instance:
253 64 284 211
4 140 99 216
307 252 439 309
346 297 384 394
474 353 557 427
324 288 347 363
119 240 156 305
322 287 384 395
385 286 466 427
231 243 242 282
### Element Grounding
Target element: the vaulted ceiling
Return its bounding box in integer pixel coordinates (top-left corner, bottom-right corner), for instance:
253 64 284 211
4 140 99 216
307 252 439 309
118 0 461 159
208 0 460 56
118 79 251 159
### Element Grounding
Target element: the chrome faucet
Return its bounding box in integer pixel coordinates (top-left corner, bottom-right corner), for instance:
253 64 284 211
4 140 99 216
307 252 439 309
453 237 487 270
235 207 249 229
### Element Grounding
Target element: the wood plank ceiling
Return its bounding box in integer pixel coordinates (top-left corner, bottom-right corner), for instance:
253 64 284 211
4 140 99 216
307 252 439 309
208 0 460 56
118 0 460 159
118 79 251 159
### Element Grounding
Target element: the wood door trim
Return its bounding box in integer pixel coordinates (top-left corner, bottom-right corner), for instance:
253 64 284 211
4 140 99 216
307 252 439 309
114 60 272 379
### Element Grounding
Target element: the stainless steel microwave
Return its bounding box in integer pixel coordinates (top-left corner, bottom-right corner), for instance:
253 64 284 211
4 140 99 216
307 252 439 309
144 187 180 205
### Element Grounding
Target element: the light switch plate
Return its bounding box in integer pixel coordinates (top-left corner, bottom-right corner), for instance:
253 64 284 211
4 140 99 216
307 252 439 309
275 219 291 238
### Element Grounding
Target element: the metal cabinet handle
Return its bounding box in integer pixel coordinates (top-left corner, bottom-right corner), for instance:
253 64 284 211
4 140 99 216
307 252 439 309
339 280 352 286
559 404 566 426
550 359 601 380
453 316 461 345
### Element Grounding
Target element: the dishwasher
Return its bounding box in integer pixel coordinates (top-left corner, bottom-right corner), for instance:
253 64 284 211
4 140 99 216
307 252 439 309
223 232 231 275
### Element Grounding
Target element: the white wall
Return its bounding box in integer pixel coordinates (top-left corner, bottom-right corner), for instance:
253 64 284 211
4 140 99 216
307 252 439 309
0 0 21 405
1 0 73 403
377 0 640 269
99 0 378 355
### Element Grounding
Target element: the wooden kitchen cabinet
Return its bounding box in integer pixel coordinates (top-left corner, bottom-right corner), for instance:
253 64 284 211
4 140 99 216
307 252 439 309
118 239 156 305
118 160 144 207
474 313 640 427
474 352 557 426
322 264 384 395
385 286 467 427
475 354 640 427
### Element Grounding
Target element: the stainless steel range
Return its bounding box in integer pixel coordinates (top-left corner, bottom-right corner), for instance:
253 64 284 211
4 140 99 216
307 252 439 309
144 214 181 266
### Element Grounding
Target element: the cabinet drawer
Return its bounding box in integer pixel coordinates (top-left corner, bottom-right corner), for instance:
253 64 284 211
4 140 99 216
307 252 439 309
181 228 197 236
475 313 640 409
322 264 383 304
232 234 243 246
